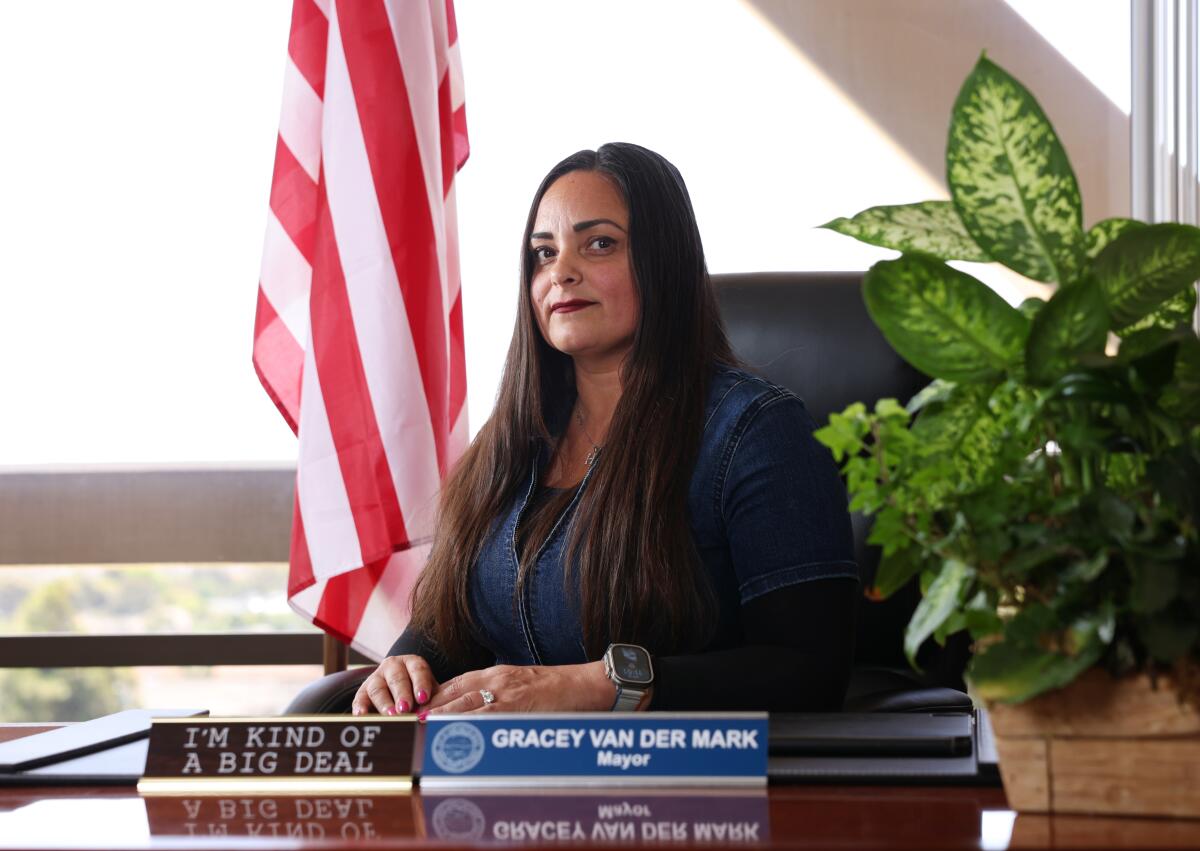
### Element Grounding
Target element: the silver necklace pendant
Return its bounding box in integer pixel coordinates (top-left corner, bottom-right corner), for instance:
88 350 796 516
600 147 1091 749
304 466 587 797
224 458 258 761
575 406 602 468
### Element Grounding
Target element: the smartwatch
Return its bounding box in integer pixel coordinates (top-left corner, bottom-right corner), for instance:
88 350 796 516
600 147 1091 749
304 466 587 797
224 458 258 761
603 643 654 711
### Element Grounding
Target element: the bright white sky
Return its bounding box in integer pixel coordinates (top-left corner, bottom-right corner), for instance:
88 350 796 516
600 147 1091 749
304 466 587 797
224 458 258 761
0 1 1131 467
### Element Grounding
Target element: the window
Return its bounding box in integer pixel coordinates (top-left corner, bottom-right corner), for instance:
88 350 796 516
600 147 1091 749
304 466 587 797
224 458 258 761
0 1 1134 721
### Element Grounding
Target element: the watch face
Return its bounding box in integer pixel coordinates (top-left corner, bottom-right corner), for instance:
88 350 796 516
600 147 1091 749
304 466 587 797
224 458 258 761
611 644 653 684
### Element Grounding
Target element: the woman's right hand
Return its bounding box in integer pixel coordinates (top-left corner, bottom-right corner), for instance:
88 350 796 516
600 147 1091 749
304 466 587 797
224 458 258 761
352 655 439 716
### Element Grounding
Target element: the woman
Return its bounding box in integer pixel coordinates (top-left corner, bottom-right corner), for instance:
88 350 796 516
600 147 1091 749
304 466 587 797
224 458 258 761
353 143 856 716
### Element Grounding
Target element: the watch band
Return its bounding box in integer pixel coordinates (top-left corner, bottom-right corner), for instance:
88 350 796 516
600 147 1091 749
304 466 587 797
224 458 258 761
610 683 645 712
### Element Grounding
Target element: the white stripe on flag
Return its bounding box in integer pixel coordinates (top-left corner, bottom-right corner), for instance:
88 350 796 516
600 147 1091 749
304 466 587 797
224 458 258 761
259 212 312 344
443 178 465 435
350 545 431 661
426 0 449 81
296 336 364 578
278 58 324 182
443 178 463 315
448 42 465 111
286 583 327 644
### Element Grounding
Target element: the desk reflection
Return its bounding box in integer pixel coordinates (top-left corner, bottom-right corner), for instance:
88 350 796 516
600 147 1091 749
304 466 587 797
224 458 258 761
145 794 413 840
420 791 769 844
31 784 1200 848
143 791 768 844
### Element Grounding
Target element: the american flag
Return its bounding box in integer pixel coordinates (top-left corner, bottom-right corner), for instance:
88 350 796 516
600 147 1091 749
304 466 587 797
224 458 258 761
253 0 469 659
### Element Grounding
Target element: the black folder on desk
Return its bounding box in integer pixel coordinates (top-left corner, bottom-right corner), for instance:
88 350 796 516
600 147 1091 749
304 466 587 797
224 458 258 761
767 710 1000 785
770 712 973 756
0 709 205 786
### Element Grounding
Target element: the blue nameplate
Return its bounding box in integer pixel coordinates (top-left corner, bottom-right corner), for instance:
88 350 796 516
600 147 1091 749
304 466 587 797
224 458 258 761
419 713 767 787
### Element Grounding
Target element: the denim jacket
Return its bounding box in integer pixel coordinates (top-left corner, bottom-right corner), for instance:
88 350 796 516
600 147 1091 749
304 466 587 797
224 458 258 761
467 365 857 665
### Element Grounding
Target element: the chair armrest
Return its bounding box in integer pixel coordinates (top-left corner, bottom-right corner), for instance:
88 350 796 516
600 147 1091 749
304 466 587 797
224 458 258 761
283 666 374 714
844 686 973 713
843 666 972 713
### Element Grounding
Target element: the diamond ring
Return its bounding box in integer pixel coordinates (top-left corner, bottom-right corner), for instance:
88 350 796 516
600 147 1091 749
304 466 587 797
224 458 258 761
479 689 496 705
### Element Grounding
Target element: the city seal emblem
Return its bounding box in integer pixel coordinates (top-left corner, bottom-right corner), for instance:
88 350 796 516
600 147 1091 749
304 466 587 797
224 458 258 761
430 721 486 774
430 798 487 840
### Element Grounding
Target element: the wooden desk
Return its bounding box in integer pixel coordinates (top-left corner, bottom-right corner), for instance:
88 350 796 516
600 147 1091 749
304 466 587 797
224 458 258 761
3 725 1199 849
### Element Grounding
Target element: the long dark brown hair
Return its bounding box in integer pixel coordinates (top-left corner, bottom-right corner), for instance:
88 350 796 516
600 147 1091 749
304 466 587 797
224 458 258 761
409 142 735 664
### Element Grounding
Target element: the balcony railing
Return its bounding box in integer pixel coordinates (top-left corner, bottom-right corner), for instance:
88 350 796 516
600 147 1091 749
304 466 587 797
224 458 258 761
0 465 369 674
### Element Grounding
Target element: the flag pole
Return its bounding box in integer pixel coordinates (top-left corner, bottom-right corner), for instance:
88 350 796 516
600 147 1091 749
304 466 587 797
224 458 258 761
323 634 349 676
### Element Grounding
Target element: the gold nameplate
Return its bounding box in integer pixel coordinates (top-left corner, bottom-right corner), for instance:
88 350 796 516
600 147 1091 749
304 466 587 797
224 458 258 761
138 716 417 795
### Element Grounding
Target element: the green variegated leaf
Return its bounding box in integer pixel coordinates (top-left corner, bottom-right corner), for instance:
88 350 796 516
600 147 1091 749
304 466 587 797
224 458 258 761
934 610 969 645
905 559 974 669
821 202 991 261
1025 277 1110 384
947 56 1085 284
904 379 956 415
1086 217 1145 259
912 383 1004 486
863 254 1030 381
1116 325 1194 363
1050 370 1136 405
1161 336 1200 419
1092 223 1200 328
1116 286 1197 337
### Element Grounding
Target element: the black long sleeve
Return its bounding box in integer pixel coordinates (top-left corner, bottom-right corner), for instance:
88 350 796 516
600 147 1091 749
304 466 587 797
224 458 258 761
388 577 856 712
648 576 857 712
386 626 491 685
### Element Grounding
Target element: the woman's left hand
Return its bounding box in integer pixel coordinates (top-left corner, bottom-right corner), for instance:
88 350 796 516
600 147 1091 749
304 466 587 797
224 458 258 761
422 661 615 714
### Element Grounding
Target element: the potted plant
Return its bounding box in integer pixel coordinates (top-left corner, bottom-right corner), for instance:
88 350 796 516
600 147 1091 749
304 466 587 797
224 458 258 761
815 53 1200 817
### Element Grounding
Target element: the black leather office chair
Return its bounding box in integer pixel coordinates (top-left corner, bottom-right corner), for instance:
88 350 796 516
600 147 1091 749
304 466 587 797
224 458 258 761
714 272 970 712
284 272 971 714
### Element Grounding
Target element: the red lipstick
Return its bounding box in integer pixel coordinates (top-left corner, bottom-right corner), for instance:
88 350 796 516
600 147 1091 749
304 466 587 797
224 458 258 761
551 299 594 313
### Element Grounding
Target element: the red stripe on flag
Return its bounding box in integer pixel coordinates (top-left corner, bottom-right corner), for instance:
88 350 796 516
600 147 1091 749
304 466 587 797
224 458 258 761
252 287 303 433
313 556 389 645
444 1 468 173
288 0 329 99
337 0 451 474
452 106 469 173
438 74 456 196
449 289 466 426
269 135 319 265
444 0 458 46
309 167 410 562
287 493 316 596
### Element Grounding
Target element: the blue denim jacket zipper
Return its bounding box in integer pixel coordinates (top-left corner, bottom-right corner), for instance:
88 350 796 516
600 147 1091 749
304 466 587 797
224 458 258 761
510 454 597 666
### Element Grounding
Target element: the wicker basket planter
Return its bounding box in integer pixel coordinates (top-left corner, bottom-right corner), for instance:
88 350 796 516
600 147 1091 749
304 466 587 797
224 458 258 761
987 669 1200 818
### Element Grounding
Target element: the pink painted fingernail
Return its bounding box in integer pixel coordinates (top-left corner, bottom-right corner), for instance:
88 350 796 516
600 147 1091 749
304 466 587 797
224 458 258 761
398 699 411 714
384 706 397 716
417 711 428 723
416 689 429 704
